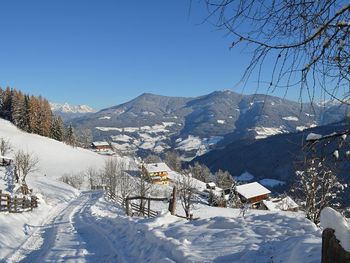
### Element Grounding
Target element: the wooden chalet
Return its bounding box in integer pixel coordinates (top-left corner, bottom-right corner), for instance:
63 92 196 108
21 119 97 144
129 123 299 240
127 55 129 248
206 182 216 190
91 141 112 152
0 155 13 166
236 182 271 207
142 162 171 185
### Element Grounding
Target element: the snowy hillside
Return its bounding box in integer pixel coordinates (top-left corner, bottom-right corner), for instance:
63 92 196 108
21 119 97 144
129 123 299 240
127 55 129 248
0 119 109 259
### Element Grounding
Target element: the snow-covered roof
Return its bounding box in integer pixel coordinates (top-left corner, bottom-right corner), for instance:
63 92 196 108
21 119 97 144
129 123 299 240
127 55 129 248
92 141 110 147
206 182 216 187
236 182 271 199
144 163 171 173
0 155 13 160
263 196 298 211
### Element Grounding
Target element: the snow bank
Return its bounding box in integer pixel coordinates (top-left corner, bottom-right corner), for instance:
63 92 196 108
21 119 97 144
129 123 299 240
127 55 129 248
235 171 254 182
321 207 350 252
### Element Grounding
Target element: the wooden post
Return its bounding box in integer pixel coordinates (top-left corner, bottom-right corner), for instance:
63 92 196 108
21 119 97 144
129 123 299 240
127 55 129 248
14 196 17 213
147 198 151 218
168 186 177 215
0 190 2 209
125 198 130 216
22 196 25 209
7 195 10 211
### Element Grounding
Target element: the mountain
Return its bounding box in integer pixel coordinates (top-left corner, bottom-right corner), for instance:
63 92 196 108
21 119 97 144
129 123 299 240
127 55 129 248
69 90 350 158
50 102 95 121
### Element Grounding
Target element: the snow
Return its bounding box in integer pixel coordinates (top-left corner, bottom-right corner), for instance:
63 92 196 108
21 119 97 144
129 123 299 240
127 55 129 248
0 119 323 263
99 116 111 120
96 127 122 132
282 116 299 121
252 126 288 139
235 171 255 182
111 134 132 142
50 102 95 113
306 133 323 141
144 163 171 173
236 182 271 199
259 178 286 187
217 119 225 124
0 119 110 259
92 141 110 147
176 135 202 151
263 196 299 211
321 207 350 252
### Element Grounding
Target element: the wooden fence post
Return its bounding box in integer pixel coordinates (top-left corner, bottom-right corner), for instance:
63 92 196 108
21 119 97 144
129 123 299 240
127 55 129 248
168 186 177 215
147 198 151 217
125 198 130 216
14 196 17 213
22 196 25 210
0 190 2 209
7 195 10 211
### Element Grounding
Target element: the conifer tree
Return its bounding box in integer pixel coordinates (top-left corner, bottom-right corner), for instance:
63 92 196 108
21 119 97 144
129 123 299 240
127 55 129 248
65 124 76 147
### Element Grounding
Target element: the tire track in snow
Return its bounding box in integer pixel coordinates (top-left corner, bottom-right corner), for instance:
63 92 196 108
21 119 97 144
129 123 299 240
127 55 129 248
8 191 127 263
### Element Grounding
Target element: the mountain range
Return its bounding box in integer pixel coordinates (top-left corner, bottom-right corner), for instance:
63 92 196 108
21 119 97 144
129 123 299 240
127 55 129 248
50 102 95 120
68 90 350 159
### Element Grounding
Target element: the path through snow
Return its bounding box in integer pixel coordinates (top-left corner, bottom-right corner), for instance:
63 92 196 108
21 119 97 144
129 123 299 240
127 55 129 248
7 192 127 263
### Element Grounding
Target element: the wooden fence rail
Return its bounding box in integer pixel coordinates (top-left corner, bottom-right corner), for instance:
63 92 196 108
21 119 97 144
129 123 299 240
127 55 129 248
0 190 38 213
107 192 171 218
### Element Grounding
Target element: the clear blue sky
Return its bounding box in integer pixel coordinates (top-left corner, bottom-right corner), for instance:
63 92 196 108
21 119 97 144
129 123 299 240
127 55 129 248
0 0 296 110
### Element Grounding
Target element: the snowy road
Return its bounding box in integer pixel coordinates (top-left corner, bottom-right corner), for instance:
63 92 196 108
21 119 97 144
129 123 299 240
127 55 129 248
7 191 127 263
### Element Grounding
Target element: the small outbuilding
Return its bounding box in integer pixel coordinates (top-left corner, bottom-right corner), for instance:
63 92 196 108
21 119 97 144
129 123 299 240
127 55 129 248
0 155 13 166
236 182 271 206
263 196 299 212
91 141 113 152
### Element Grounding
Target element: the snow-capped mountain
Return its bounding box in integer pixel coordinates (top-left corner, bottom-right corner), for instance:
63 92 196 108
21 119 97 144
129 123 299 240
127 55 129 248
50 102 95 121
69 91 350 159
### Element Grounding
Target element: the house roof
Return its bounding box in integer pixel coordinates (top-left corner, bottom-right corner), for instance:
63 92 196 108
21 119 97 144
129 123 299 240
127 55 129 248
92 141 110 147
236 182 271 199
144 163 171 173
263 196 299 211
206 182 216 187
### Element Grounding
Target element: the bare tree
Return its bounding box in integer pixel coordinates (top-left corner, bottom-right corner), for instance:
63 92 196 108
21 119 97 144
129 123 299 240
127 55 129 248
136 166 153 213
176 172 198 219
144 154 162 163
0 138 12 156
116 162 135 203
188 162 211 183
14 150 39 183
292 156 345 224
215 169 233 189
60 172 84 189
103 157 120 197
164 150 182 172
201 1 350 104
85 166 101 190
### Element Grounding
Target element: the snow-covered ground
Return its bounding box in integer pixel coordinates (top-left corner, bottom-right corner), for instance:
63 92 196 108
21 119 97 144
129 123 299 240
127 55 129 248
0 119 323 262
0 119 110 260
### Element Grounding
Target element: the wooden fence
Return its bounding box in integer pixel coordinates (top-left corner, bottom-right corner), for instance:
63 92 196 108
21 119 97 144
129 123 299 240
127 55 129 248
107 192 172 218
0 190 38 213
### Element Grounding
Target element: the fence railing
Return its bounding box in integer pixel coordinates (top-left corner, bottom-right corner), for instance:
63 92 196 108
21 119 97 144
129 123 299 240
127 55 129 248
107 192 172 218
0 189 38 213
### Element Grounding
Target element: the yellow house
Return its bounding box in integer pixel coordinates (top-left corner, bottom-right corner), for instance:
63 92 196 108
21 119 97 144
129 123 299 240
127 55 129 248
142 162 171 185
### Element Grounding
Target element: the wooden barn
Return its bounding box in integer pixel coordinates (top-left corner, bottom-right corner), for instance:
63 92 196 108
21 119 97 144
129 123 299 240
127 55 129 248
142 162 171 185
91 141 112 152
236 182 271 207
